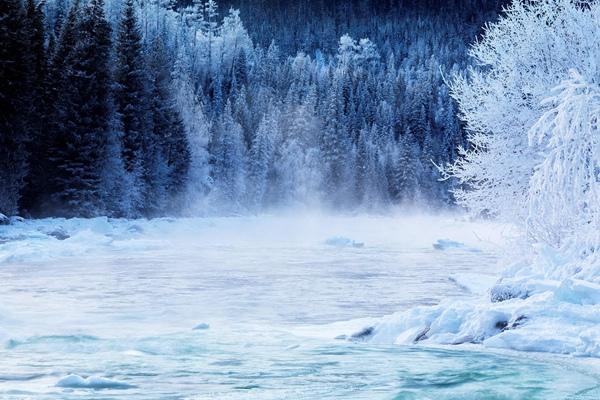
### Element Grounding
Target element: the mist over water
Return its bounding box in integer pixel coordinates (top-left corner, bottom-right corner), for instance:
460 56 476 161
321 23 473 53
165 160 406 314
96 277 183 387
1 213 598 398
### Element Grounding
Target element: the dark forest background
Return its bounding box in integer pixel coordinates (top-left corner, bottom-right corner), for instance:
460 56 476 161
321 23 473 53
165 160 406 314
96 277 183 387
0 0 506 217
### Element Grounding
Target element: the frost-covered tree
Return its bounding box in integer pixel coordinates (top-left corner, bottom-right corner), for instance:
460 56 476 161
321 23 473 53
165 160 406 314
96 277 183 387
210 101 246 210
527 70 600 251
447 0 600 222
247 108 276 210
174 52 211 213
148 36 191 213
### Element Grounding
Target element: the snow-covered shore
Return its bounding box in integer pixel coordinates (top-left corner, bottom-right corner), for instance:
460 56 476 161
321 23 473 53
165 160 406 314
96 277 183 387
340 245 600 358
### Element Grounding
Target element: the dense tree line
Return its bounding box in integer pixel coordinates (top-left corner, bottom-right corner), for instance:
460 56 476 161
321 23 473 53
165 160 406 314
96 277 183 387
0 0 505 217
0 0 190 217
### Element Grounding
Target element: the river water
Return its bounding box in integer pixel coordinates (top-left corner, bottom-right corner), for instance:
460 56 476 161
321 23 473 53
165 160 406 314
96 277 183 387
0 215 598 399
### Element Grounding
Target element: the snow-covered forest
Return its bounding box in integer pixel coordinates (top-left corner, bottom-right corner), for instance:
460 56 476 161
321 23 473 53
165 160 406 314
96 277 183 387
2 0 600 396
0 0 504 218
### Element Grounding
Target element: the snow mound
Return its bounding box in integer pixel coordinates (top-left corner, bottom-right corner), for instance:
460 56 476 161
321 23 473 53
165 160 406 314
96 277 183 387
343 245 600 357
56 374 135 389
325 236 364 248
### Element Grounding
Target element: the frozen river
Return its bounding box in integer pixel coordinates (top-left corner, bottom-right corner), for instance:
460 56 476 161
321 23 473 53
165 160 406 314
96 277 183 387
0 214 598 398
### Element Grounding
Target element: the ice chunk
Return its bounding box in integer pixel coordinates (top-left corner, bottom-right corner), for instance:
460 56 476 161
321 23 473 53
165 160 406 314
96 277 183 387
324 236 364 248
56 374 135 389
0 214 9 226
554 279 600 305
433 239 482 252
433 239 465 250
193 322 210 330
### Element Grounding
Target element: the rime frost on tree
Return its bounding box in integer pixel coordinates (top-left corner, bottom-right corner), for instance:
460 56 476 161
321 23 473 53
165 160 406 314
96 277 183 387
447 0 600 223
527 71 600 253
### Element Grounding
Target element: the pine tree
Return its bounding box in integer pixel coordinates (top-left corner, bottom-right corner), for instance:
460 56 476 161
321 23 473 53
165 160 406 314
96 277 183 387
23 0 46 118
0 0 29 215
49 0 114 216
114 0 151 216
173 52 212 213
204 0 218 68
232 47 249 89
211 101 246 211
247 110 276 210
148 36 191 211
321 72 352 203
19 0 48 214
31 0 82 215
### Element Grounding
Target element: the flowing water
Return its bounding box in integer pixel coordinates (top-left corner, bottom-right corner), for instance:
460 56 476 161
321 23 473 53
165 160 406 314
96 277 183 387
0 215 598 399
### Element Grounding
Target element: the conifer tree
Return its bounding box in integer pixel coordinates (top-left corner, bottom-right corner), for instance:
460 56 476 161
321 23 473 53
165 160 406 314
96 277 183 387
19 0 48 214
148 36 191 210
49 0 114 216
115 0 151 215
211 101 246 210
0 0 29 215
247 110 276 210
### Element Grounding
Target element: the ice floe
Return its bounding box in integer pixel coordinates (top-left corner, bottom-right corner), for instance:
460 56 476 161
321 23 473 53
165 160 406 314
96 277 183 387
56 374 135 389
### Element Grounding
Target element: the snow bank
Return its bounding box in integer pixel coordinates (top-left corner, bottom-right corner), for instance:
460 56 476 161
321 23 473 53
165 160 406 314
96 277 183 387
56 374 135 389
343 244 600 357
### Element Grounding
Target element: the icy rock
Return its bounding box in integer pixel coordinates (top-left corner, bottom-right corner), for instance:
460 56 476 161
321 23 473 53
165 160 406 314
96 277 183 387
46 227 70 241
493 315 527 333
414 327 430 342
9 216 25 224
56 374 135 389
349 326 374 341
0 214 9 225
325 236 364 248
193 323 210 330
